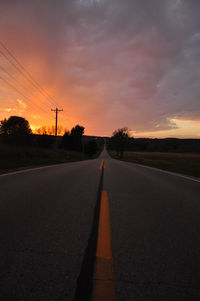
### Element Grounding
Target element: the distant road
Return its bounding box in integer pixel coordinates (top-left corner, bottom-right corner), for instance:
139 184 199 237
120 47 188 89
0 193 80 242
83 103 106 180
0 148 200 300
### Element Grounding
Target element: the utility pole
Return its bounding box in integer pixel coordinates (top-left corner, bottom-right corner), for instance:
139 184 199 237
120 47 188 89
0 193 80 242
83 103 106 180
51 107 63 136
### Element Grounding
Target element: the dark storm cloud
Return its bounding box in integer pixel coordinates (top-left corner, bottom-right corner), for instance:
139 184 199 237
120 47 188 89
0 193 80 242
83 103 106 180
0 0 200 135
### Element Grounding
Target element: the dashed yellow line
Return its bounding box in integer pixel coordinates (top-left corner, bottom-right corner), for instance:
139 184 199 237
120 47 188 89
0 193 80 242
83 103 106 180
93 190 116 301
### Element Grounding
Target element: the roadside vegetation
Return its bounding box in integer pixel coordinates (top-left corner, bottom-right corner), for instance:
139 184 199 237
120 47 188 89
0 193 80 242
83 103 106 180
0 145 90 173
107 127 200 178
108 151 200 178
0 116 104 173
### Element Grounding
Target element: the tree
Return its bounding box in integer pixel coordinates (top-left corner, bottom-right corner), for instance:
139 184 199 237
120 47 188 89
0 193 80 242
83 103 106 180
0 116 32 145
0 116 32 135
36 125 65 136
60 130 71 149
36 126 48 135
84 139 98 157
70 125 85 151
110 127 130 158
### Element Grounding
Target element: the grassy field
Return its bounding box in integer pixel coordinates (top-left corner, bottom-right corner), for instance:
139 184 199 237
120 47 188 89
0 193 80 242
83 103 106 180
0 145 91 173
109 151 200 178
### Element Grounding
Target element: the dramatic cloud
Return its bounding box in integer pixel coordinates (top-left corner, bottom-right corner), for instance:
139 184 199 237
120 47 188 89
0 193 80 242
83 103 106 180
0 0 200 136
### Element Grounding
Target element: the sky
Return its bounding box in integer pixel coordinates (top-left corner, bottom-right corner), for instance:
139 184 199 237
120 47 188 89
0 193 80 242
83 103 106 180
0 0 200 137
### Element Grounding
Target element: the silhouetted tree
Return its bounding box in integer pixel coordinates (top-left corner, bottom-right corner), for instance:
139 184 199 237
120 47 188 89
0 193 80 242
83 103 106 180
0 116 32 145
84 139 98 157
110 127 130 158
0 116 32 135
60 130 71 149
70 125 85 151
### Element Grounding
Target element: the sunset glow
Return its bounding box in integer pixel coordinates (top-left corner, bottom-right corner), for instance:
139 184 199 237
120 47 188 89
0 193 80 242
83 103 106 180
0 1 200 137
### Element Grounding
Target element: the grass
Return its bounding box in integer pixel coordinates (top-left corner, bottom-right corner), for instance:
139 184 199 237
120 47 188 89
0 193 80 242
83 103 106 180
109 151 200 178
0 145 91 173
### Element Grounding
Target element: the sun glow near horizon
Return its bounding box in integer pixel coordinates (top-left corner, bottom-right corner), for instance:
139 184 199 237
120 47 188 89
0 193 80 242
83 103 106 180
131 118 200 139
1 98 200 138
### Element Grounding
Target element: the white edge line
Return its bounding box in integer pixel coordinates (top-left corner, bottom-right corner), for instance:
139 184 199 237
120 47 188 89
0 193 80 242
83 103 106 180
0 162 70 177
133 163 200 183
113 158 200 184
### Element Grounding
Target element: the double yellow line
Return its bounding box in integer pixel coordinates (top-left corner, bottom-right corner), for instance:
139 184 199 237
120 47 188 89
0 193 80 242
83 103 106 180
93 160 116 301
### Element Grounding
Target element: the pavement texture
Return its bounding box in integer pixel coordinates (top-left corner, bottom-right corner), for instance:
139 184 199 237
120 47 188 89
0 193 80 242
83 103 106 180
0 148 200 300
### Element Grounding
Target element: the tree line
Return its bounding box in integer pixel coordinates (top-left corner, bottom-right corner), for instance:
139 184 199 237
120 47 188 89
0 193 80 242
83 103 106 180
0 116 104 157
2 116 199 156
108 127 200 156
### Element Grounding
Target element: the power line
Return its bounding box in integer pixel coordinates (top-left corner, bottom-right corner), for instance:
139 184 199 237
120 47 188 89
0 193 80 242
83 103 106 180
0 40 60 108
0 66 68 129
0 76 51 119
0 40 69 128
0 64 55 112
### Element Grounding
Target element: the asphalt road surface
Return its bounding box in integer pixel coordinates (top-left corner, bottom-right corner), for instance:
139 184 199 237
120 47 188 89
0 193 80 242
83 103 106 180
0 148 200 300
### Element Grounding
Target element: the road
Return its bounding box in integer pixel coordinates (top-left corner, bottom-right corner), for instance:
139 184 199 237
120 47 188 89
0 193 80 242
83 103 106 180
0 148 200 300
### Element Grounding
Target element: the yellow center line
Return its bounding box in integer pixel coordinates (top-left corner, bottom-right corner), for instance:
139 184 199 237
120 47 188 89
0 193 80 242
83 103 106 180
99 159 105 170
93 190 116 301
96 191 112 259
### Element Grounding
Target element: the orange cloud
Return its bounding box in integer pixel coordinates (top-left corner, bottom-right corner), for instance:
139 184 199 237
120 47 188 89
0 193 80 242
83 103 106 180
31 114 40 119
17 99 27 110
